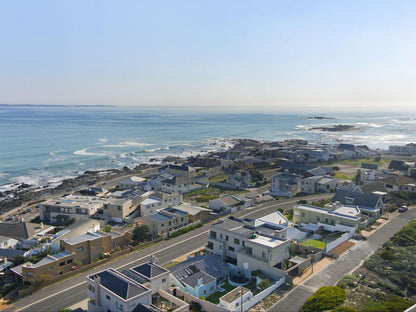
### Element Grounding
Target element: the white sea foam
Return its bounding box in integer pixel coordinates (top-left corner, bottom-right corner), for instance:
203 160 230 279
98 138 108 143
103 141 151 148
73 148 108 156
356 123 382 128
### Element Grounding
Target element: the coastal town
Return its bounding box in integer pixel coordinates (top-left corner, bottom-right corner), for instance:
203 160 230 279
0 139 416 312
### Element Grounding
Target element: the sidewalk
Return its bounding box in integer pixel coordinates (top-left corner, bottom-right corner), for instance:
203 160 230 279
292 257 334 286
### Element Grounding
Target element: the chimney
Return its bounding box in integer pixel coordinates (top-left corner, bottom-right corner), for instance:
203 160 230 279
198 277 203 286
150 255 155 264
4 257 7 264
40 222 44 229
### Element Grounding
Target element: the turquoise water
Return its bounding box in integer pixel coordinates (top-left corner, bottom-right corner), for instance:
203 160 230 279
0 105 415 190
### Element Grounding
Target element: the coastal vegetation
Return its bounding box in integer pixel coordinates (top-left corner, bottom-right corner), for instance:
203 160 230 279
301 286 346 312
183 186 247 202
332 221 416 311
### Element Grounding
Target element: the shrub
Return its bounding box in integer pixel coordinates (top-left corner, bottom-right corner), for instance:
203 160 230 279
301 286 346 312
363 296 414 312
258 279 270 290
333 307 357 312
103 225 112 233
380 250 394 260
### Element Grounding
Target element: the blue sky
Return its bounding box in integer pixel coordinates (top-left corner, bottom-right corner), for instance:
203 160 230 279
1 1 415 112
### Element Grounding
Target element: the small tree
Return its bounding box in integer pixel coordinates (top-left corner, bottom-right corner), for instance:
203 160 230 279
132 225 152 243
103 225 112 233
258 279 270 290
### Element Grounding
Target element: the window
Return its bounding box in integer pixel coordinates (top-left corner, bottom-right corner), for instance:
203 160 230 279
219 245 222 250
59 261 65 267
88 284 95 292
316 217 320 221
262 251 266 259
89 297 96 305
234 238 240 245
67 259 73 264
226 235 229 241
210 231 217 239
76 247 83 252
106 295 110 300
207 242 213 250
247 247 253 255
27 272 33 277
118 207 121 211
162 278 166 283
228 246 235 252
301 213 305 217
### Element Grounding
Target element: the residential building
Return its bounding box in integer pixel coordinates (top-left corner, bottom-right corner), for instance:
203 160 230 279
60 231 112 266
381 175 416 193
209 194 242 214
0 236 18 249
143 208 189 237
174 203 213 223
22 251 75 284
0 221 54 241
164 164 196 179
39 194 105 224
206 216 289 280
169 254 229 298
293 204 362 228
103 198 134 223
331 184 385 219
270 173 301 197
140 192 183 217
123 260 170 295
224 170 252 190
87 268 152 312
389 144 416 155
160 176 200 194
301 176 338 194
119 176 147 190
219 286 253 312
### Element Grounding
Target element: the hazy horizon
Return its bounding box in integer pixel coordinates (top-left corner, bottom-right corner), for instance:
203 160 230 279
1 1 416 112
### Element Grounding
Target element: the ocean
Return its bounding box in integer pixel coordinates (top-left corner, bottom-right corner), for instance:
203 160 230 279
1 105 415 192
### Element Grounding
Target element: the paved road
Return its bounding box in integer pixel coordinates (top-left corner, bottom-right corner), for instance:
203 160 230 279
269 207 416 312
7 193 331 312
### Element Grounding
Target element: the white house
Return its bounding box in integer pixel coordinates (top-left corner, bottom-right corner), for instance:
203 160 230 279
209 194 242 213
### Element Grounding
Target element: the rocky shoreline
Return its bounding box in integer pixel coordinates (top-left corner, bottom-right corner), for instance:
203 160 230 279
309 124 358 132
0 138 260 215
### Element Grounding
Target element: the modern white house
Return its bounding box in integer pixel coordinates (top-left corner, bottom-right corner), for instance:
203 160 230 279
160 176 200 194
39 195 105 224
140 192 183 217
119 176 146 190
206 216 289 280
301 176 338 194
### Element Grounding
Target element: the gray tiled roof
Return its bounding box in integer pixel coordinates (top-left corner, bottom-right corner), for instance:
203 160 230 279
169 254 228 280
131 262 168 279
146 213 172 222
332 185 381 209
181 270 215 288
89 269 149 300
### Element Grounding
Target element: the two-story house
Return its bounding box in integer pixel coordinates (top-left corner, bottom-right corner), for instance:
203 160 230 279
270 173 301 197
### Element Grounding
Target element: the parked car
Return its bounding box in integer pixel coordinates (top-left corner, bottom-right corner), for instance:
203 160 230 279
399 206 408 212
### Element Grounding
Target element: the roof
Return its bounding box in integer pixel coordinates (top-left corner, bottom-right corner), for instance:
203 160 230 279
141 198 161 206
338 143 356 151
217 195 240 207
181 270 216 288
175 203 211 215
257 212 288 226
53 219 102 242
281 162 317 172
0 236 17 244
248 234 286 248
61 231 108 245
381 175 416 186
146 213 172 222
0 249 26 258
162 207 188 216
89 268 150 300
388 160 409 171
308 167 331 176
121 176 146 184
131 262 168 279
360 181 388 195
169 254 228 280
25 251 73 268
162 176 192 186
10 262 32 276
295 204 361 220
0 222 50 240
168 164 194 172
332 184 381 209
221 286 251 303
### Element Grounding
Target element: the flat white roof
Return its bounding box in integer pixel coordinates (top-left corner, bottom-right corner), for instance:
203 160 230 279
249 234 286 248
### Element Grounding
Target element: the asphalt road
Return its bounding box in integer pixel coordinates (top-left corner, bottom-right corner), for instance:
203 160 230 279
8 193 332 312
269 206 416 312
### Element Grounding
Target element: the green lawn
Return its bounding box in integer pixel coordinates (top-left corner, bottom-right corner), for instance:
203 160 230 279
333 172 355 180
300 239 326 249
334 157 391 168
206 280 236 304
183 186 248 201
209 174 228 183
